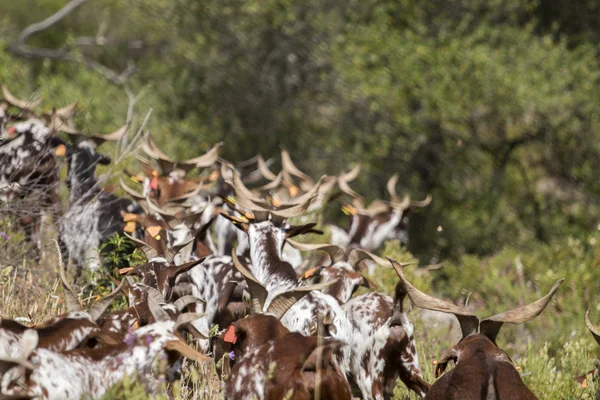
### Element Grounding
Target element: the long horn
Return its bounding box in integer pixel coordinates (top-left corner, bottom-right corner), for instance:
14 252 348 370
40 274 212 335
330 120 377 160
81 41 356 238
120 177 145 199
139 284 171 322
174 296 203 311
55 101 78 119
585 309 600 346
141 133 173 161
163 339 212 362
338 174 362 199
90 124 129 145
231 249 268 313
257 172 284 191
54 240 84 313
164 238 199 264
364 200 392 216
267 281 334 319
89 280 125 321
174 312 205 331
1 85 42 109
347 248 394 270
146 196 186 217
285 239 345 265
410 195 432 208
258 154 278 180
388 257 480 338
180 142 223 168
280 147 313 184
386 174 400 202
479 279 564 341
338 164 360 183
123 232 161 261
278 176 326 207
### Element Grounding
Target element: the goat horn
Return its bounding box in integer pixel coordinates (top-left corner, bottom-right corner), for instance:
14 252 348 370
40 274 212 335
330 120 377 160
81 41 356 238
266 281 335 320
479 279 564 342
231 249 267 314
54 240 84 313
174 296 204 311
55 101 78 119
139 284 171 322
141 133 173 161
410 194 432 208
257 154 278 180
120 177 145 199
285 239 345 265
1 85 42 109
338 164 361 183
89 124 129 145
89 280 126 321
175 312 206 331
164 238 198 264
364 200 391 216
180 142 223 167
256 172 284 191
585 309 600 346
347 248 394 270
388 257 480 338
280 147 313 184
386 174 400 202
145 197 185 217
123 232 161 261
163 339 212 363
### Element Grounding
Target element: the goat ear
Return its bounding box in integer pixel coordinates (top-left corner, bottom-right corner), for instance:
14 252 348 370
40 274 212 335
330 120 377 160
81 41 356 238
284 222 318 238
479 278 564 342
231 249 267 313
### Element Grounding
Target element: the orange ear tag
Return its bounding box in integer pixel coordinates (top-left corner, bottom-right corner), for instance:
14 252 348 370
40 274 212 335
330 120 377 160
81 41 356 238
146 226 162 238
209 170 220 181
271 197 281 207
54 144 67 156
288 185 299 197
122 213 138 222
223 325 237 344
124 221 136 233
303 267 318 279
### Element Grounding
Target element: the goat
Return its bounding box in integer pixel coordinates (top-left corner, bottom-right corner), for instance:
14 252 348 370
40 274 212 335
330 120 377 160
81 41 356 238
393 259 563 400
0 316 210 399
333 173 431 257
574 310 600 396
58 125 143 275
225 315 351 400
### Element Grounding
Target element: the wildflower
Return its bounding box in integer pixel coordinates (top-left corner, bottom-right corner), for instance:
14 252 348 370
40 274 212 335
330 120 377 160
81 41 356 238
228 351 235 361
0 232 8 241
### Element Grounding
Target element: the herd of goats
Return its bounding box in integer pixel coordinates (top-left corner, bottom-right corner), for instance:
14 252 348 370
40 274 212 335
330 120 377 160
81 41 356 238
0 85 599 400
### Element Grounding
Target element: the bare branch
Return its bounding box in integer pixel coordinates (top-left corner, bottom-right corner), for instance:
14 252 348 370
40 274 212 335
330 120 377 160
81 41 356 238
6 0 140 86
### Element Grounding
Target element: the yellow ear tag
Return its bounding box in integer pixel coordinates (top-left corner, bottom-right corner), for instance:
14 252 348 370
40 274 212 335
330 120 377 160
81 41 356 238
303 267 318 279
288 185 299 197
341 205 357 216
122 213 138 222
146 225 161 238
132 321 139 330
124 221 136 233
209 170 220 181
226 196 237 205
152 170 158 177
54 144 66 156
514 365 520 371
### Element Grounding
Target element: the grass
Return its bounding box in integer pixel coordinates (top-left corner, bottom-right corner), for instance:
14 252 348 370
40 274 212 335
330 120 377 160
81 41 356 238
1 219 600 399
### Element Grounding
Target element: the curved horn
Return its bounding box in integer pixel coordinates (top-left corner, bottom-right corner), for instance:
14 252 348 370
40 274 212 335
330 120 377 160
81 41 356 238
1 85 41 109
338 164 361 183
258 154 278 180
55 101 78 119
141 133 173 161
257 172 284 191
92 124 129 142
364 200 391 216
146 197 186 217
390 195 411 211
54 240 84 313
174 312 206 331
231 249 267 313
410 194 432 208
180 142 223 168
347 248 394 270
139 284 171 322
267 281 335 320
388 257 480 338
89 280 125 321
585 309 600 346
386 174 400 202
174 296 203 311
479 279 564 341
280 147 313 184
120 177 145 199
163 339 212 362
285 239 345 265
164 237 198 264
123 232 161 261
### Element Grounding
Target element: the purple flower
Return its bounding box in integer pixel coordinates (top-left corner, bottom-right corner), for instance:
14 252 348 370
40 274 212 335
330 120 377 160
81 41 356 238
0 232 8 241
124 332 136 347
228 351 235 361
145 335 152 346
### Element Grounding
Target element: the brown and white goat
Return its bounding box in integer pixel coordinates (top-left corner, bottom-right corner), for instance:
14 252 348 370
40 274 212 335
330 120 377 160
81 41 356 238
393 259 563 400
225 314 352 400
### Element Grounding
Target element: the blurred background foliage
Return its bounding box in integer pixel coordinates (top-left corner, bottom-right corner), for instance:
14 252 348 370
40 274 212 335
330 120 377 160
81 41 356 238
1 0 600 263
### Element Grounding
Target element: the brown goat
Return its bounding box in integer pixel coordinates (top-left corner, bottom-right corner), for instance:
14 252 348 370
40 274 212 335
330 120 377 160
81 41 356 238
392 258 563 400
